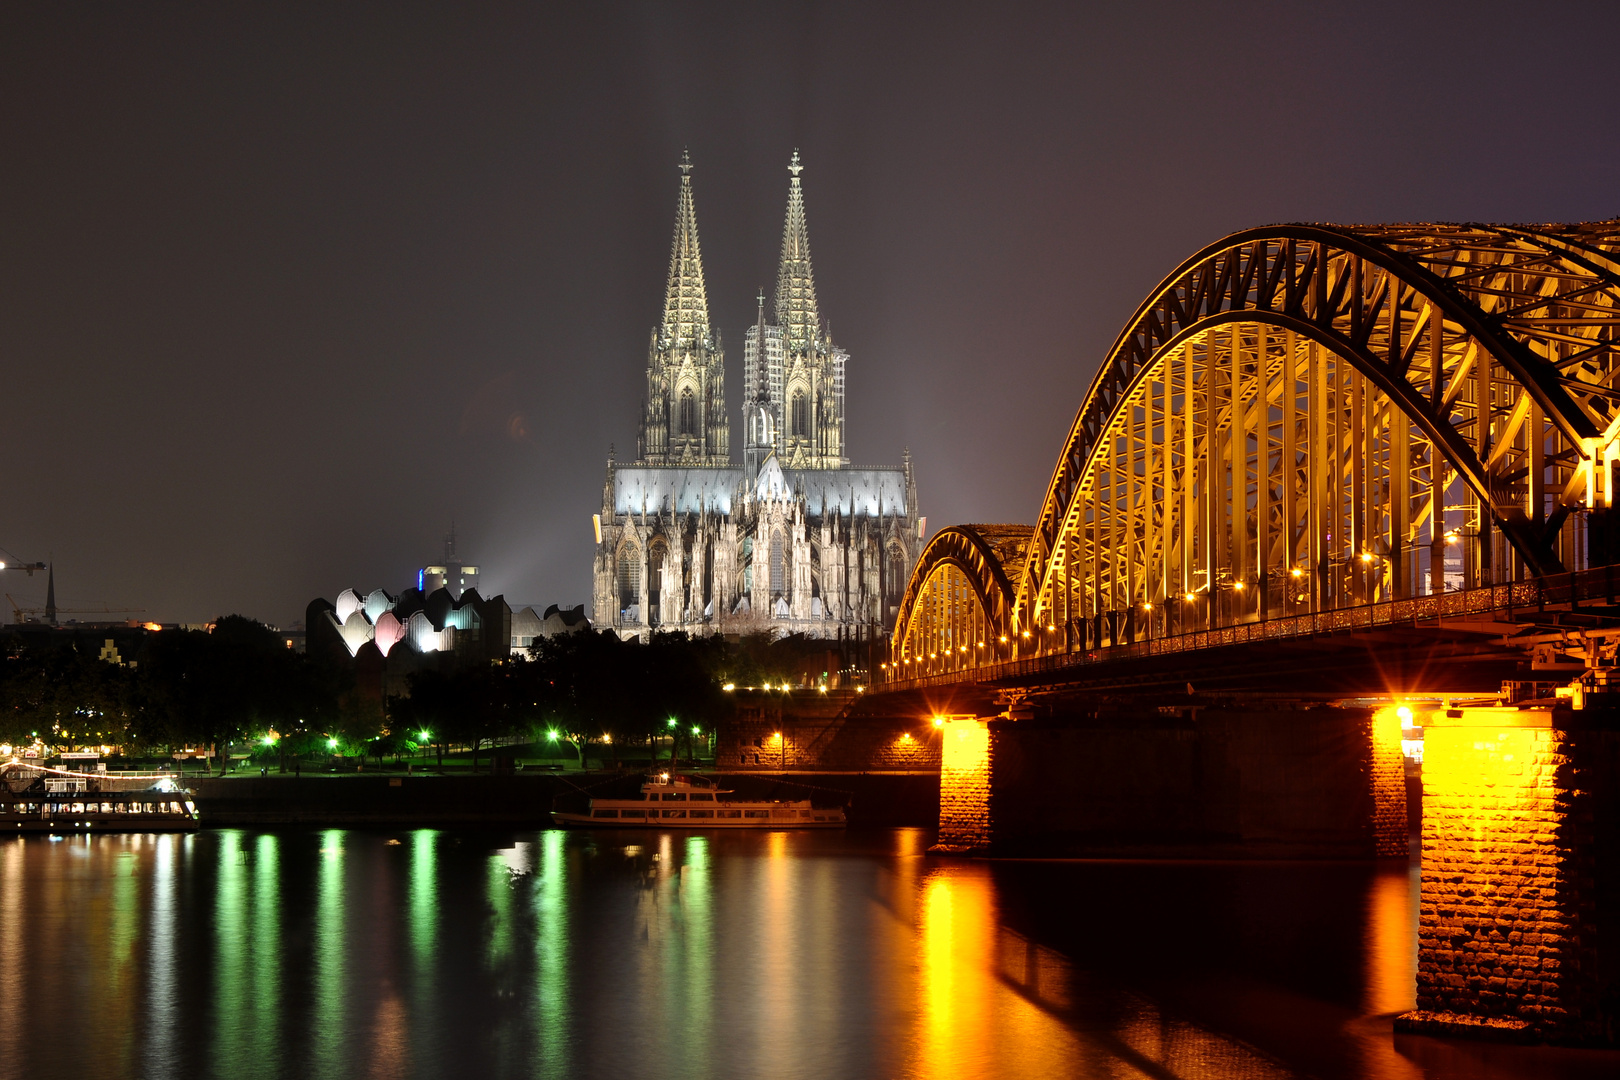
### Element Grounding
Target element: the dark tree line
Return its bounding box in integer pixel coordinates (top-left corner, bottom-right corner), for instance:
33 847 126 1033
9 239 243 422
0 619 846 772
0 616 346 772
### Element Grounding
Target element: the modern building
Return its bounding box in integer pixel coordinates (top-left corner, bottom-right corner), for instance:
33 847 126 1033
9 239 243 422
419 528 479 599
592 152 922 641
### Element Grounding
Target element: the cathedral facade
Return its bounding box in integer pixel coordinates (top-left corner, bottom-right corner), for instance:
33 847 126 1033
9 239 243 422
592 152 921 641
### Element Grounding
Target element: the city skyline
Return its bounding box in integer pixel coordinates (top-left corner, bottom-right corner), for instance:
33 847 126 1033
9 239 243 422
3 2 1618 625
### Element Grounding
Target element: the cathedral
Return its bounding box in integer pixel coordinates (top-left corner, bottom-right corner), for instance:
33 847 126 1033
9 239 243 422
592 152 922 641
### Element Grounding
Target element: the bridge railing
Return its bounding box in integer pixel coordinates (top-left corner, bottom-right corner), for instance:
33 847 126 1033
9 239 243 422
882 567 1620 692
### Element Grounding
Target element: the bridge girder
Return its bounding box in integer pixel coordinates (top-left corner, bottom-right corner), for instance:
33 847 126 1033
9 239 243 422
893 220 1620 669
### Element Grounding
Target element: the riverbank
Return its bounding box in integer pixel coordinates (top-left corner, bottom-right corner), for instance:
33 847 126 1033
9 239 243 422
187 770 939 828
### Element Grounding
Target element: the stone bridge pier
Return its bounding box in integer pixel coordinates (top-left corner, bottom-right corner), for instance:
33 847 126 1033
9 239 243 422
932 701 1408 859
1397 704 1620 1044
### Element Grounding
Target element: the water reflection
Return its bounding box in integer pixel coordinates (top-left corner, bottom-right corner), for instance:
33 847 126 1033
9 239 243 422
1 830 1616 1080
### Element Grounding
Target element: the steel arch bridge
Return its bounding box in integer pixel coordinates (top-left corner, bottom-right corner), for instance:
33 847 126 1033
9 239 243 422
891 219 1620 677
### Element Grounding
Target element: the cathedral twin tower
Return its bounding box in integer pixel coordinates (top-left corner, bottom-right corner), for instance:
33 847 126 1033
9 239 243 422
594 151 921 643
638 150 848 473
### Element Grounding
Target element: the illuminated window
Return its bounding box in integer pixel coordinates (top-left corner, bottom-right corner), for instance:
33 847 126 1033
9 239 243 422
771 531 786 595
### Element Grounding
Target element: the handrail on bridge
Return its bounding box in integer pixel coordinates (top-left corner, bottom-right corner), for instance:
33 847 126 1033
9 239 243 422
878 565 1620 693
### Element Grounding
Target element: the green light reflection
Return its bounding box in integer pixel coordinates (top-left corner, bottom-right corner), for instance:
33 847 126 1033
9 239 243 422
682 835 713 1047
534 830 571 1078
251 834 280 1069
211 830 246 1077
313 830 346 1080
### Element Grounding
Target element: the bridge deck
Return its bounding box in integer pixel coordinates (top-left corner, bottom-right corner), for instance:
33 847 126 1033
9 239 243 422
879 567 1620 698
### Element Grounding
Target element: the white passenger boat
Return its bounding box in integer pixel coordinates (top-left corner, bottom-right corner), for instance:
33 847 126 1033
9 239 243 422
552 772 846 829
1 762 200 832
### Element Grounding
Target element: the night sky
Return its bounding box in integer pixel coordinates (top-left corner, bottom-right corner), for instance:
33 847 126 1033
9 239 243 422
3 2 1618 627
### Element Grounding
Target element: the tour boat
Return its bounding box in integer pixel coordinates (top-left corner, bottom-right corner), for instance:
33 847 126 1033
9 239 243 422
0 762 200 832
551 772 846 829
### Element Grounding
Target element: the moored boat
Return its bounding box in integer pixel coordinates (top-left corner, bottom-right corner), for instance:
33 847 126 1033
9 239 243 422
552 772 845 829
1 762 200 832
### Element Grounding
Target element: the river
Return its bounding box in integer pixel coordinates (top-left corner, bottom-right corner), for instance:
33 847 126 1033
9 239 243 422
1 829 1616 1079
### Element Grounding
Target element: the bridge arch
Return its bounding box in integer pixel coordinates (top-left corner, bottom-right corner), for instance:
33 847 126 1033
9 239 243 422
1009 220 1620 643
890 524 1031 676
888 220 1620 667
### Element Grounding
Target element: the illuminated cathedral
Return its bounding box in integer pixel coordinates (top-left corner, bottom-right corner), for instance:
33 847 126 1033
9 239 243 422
592 152 921 641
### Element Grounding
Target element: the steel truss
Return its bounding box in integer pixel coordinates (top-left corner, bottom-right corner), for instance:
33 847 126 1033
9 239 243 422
893 219 1620 667
890 524 1030 675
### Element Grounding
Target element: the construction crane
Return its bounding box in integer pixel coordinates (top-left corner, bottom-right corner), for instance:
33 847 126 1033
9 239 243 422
1 559 143 626
5 595 146 625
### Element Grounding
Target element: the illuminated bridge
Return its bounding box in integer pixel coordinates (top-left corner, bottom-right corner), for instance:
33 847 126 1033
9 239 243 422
875 219 1620 1045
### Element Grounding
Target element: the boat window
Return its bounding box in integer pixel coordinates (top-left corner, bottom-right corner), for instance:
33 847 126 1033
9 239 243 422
661 793 686 801
592 809 619 819
743 810 768 819
688 810 714 818
688 793 714 801
662 809 686 819
621 809 645 818
719 810 742 818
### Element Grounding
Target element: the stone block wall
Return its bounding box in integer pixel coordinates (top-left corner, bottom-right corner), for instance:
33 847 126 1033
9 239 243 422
1371 705 1410 857
935 718 992 852
1399 716 1620 1044
716 716 940 772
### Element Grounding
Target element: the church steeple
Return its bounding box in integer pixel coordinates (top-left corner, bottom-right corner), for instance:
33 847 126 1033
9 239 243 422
661 149 711 349
773 150 821 352
638 151 729 467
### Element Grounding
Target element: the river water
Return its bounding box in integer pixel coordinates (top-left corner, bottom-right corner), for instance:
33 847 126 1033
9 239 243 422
2 828 1617 1080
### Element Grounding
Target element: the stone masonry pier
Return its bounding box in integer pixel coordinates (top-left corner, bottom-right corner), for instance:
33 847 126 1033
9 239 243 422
1396 704 1620 1044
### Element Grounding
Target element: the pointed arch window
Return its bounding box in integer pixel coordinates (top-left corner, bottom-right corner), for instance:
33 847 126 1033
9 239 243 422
770 531 786 596
617 544 642 614
887 543 907 603
679 389 697 436
790 392 808 437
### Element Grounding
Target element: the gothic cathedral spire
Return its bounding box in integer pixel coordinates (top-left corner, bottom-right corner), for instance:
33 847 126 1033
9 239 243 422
761 150 846 471
773 150 820 351
638 150 730 466
661 149 710 349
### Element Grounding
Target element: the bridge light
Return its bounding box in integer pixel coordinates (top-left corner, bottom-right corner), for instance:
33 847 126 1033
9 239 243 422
1360 552 1375 564
999 635 1008 643
1290 568 1304 578
977 641 984 647
1444 531 1459 545
1184 593 1196 602
1142 602 1152 611
1021 630 1030 638
1233 582 1245 591
933 717 945 728
723 682 735 690
1397 705 1414 725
